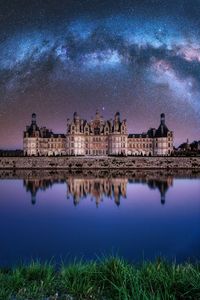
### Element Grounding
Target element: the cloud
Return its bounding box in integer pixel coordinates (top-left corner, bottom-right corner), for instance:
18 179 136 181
148 59 200 113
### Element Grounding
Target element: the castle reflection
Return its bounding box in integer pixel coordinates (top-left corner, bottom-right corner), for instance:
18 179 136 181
22 172 173 206
66 178 128 206
24 178 66 205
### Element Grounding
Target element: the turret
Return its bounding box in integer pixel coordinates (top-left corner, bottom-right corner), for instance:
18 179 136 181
66 118 70 133
30 112 38 134
113 112 120 132
158 113 167 136
114 112 120 122
73 112 80 123
95 109 100 119
160 113 165 126
73 112 77 121
32 113 37 125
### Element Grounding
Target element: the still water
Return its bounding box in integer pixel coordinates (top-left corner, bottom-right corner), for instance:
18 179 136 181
0 169 200 266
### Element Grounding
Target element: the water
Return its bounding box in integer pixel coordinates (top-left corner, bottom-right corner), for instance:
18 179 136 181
0 169 200 266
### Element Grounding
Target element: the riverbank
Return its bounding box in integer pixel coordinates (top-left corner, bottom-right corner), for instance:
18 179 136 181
1 167 200 180
0 156 200 169
1 257 200 300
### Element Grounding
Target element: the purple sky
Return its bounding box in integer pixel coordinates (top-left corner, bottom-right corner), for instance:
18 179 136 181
0 0 200 148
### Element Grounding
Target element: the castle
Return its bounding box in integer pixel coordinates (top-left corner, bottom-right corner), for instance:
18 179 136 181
23 111 173 156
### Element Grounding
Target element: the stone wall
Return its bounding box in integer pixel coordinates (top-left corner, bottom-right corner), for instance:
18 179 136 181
0 168 199 180
0 156 200 169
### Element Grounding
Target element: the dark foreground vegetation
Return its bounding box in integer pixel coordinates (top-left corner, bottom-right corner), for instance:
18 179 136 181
0 257 200 300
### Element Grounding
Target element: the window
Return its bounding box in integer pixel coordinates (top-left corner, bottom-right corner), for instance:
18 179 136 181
94 128 100 135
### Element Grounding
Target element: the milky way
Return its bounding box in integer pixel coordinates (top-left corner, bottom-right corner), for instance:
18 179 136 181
0 0 200 148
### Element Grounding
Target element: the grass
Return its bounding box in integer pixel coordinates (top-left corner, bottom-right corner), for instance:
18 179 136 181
0 257 200 300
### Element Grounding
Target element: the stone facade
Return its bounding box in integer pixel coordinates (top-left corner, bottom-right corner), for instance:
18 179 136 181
66 111 128 156
23 111 173 156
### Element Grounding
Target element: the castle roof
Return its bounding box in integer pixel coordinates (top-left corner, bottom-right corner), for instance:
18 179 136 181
128 122 171 139
155 123 170 137
26 123 40 136
128 133 149 138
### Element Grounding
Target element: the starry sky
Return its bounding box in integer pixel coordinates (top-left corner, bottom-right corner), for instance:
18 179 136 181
0 0 200 149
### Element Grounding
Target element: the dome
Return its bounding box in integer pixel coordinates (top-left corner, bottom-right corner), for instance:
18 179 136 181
161 113 165 118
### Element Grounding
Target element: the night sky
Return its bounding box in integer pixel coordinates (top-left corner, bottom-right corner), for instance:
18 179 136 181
0 0 200 149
